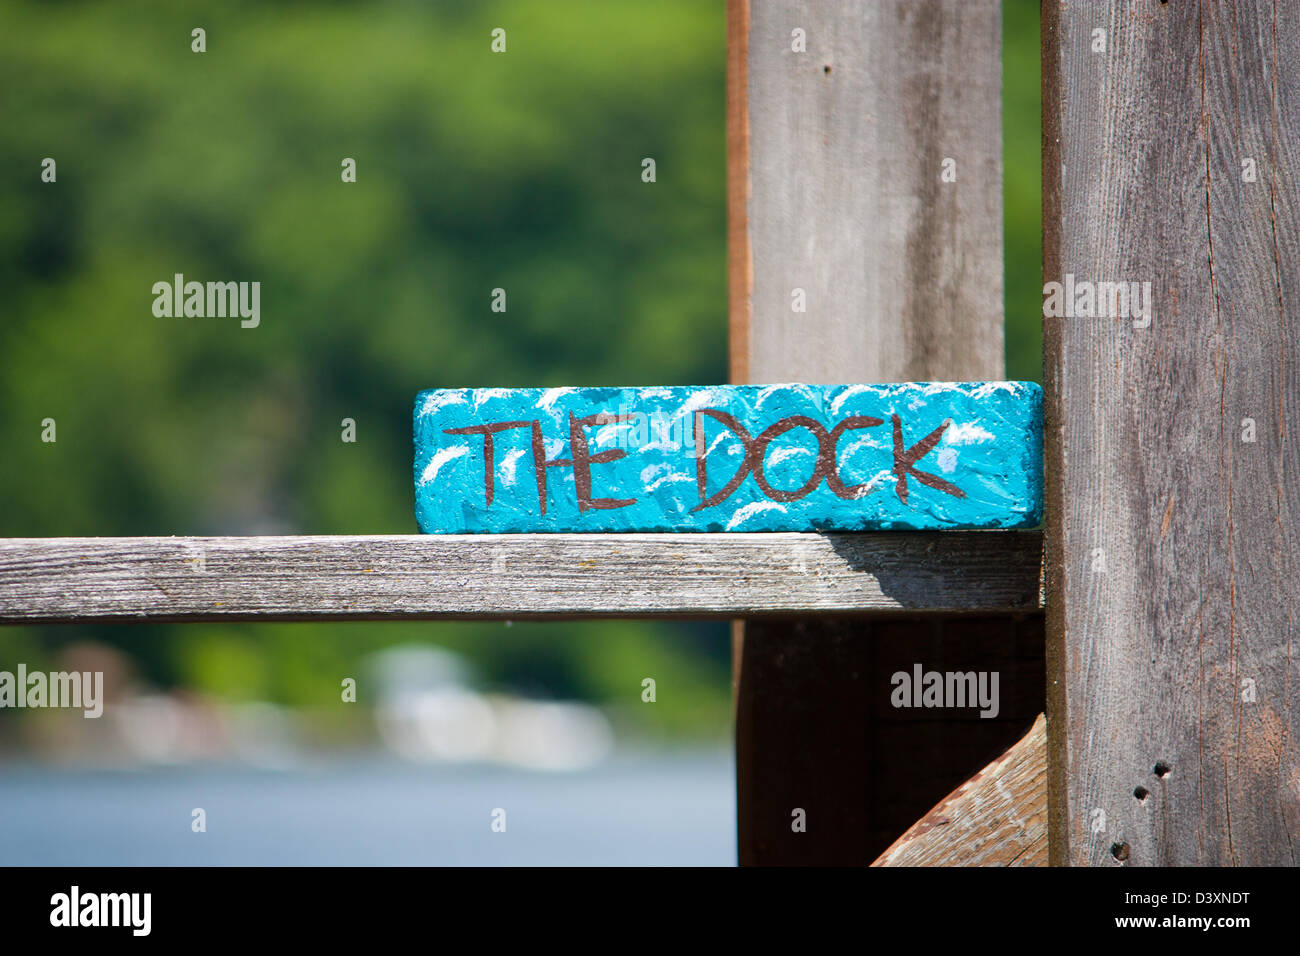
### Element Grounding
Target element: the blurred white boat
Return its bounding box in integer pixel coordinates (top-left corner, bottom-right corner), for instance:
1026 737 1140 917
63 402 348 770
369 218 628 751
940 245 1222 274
368 646 613 771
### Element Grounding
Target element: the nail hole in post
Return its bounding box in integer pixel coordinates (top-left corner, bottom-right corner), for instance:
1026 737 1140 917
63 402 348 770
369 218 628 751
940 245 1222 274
1153 761 1171 778
1134 786 1149 802
1111 842 1131 862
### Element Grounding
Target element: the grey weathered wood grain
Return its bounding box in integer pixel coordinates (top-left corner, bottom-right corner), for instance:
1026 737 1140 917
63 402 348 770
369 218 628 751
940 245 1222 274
872 714 1047 867
732 0 1038 866
1043 0 1300 865
738 0 1004 385
0 532 1043 624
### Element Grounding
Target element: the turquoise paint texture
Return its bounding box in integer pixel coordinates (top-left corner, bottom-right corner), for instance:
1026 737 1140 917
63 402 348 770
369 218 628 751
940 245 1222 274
413 383 1043 533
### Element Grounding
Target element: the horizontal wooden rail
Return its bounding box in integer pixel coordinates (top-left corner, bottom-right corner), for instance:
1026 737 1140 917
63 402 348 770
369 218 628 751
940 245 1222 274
0 533 1042 624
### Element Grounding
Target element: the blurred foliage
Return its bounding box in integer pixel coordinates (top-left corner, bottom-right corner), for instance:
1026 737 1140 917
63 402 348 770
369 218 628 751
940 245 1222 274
0 0 1040 741
1004 0 1042 383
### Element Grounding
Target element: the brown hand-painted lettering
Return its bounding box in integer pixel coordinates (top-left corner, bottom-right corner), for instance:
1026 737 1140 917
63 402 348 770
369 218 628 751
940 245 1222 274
890 414 965 504
693 409 963 509
546 412 637 512
445 420 548 514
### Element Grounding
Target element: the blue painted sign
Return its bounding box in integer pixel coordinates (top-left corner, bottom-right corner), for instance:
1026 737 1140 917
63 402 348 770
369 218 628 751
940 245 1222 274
413 383 1042 533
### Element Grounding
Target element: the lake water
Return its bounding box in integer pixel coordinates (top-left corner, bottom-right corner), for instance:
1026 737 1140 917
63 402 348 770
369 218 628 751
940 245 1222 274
0 751 735 866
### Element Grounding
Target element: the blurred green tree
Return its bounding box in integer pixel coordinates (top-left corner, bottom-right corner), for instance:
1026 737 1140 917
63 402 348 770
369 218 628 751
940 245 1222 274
0 0 1040 739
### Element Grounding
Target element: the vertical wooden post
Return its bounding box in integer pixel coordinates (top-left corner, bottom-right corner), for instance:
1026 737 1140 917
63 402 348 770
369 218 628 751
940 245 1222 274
1043 0 1299 865
730 0 1043 864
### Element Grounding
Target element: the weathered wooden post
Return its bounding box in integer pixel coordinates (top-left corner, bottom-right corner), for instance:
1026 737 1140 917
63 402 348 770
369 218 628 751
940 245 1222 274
1043 0 1299 864
729 0 1046 864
